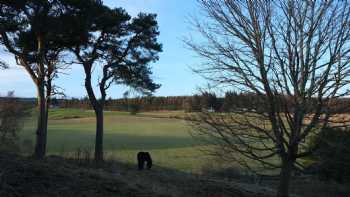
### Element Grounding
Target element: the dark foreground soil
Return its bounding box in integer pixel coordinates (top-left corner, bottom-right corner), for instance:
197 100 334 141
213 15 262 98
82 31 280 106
0 153 273 197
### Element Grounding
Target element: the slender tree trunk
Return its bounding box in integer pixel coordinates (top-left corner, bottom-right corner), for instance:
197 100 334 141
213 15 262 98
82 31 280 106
84 68 104 162
41 76 52 158
34 82 48 159
277 158 294 197
95 107 104 162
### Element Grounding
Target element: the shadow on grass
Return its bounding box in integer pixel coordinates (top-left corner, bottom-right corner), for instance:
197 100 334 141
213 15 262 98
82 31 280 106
20 132 202 153
48 152 273 197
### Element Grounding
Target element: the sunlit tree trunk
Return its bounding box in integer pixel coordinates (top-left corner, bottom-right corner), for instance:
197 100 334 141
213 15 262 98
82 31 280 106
34 82 48 159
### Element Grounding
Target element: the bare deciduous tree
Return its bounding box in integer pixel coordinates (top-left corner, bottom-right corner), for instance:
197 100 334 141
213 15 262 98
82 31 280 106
186 1 350 197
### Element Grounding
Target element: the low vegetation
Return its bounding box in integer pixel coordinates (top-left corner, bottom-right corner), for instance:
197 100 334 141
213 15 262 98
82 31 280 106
0 152 273 197
0 93 30 152
308 127 350 183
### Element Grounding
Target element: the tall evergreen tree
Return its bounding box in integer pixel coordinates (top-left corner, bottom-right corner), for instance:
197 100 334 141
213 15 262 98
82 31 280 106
0 0 83 158
69 2 162 162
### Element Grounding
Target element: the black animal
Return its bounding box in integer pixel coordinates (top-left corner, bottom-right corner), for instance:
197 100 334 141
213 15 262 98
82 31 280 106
137 152 152 170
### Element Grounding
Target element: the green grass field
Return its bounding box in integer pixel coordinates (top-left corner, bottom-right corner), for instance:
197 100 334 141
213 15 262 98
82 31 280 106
20 109 212 173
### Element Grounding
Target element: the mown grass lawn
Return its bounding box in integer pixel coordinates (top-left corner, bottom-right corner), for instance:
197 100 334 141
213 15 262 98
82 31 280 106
20 109 212 173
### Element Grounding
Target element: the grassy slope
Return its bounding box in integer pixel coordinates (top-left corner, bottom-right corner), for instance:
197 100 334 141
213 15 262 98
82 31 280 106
0 152 272 197
0 153 163 197
20 109 210 173
15 109 350 197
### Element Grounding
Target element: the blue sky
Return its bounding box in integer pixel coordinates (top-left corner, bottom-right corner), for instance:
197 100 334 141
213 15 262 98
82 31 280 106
0 0 206 98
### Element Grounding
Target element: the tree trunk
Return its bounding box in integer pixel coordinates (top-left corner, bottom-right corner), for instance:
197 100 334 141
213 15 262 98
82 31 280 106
34 83 48 159
95 107 104 162
277 159 294 197
83 69 104 162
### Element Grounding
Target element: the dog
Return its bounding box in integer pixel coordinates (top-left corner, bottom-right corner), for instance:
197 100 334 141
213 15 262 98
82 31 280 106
137 152 152 170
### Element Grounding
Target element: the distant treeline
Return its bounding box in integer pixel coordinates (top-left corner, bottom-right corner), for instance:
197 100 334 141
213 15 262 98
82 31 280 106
52 96 188 111
52 96 190 111
0 97 36 108
2 92 350 113
51 92 350 113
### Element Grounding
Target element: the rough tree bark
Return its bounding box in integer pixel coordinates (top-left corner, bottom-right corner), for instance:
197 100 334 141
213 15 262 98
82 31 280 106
277 158 294 197
33 36 49 159
33 65 55 159
84 65 105 162
34 83 48 159
95 108 104 162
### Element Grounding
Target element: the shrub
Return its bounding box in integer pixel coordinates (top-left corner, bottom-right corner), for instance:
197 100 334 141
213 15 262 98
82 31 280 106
128 104 140 115
0 92 29 152
309 127 350 183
